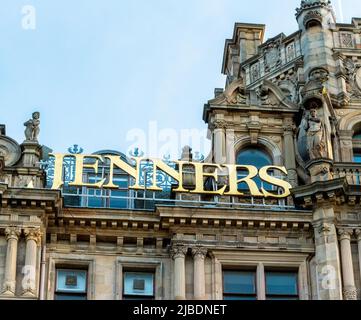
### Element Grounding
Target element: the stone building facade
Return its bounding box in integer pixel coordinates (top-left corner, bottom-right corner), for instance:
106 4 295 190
1 0 361 300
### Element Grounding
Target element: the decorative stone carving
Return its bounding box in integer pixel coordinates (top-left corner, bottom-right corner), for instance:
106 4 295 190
338 228 353 241
250 62 260 83
343 288 358 300
209 78 246 105
340 33 354 48
24 228 42 244
0 135 21 167
302 109 328 160
264 40 281 72
344 58 361 98
286 42 296 63
212 120 227 130
303 10 323 28
191 247 208 259
317 223 333 235
170 245 188 259
24 112 40 142
5 227 21 241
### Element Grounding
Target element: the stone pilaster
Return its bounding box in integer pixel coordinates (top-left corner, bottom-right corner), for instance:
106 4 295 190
338 229 357 300
192 247 207 300
2 227 21 296
171 245 188 300
312 207 343 300
22 228 41 297
212 120 226 165
283 120 298 187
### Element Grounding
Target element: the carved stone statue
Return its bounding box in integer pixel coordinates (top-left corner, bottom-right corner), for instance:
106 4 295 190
303 108 328 160
24 112 40 142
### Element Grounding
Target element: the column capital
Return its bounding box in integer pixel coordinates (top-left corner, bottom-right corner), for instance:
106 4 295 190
170 245 188 260
343 287 358 300
192 247 208 259
5 227 21 241
23 227 42 244
355 229 361 240
212 120 227 130
338 228 353 241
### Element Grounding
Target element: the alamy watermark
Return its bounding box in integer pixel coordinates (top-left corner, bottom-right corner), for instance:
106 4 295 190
21 5 36 30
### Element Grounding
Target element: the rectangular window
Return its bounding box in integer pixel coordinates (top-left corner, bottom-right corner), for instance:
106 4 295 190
223 270 257 300
123 272 155 300
265 271 299 300
55 269 88 300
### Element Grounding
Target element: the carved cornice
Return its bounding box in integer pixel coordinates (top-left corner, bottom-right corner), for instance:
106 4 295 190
170 245 188 259
5 227 21 241
23 228 42 244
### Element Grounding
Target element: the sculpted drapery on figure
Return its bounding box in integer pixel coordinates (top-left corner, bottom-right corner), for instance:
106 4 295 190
301 107 328 160
24 112 40 142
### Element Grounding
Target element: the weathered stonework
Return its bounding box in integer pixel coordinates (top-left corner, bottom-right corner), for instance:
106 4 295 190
0 0 361 300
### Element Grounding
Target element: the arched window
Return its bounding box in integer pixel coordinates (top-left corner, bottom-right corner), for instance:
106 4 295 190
353 133 361 163
236 147 272 168
236 147 273 191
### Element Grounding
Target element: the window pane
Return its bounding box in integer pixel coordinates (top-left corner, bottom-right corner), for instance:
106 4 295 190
353 151 361 163
223 271 256 295
124 272 154 297
353 133 361 140
110 190 128 209
237 148 272 168
266 272 298 296
56 270 87 293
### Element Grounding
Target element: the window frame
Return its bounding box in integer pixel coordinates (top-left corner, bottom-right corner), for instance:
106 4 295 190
265 270 299 300
222 269 258 300
54 268 88 300
122 271 156 300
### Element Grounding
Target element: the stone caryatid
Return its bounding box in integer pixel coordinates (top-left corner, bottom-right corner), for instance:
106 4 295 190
24 112 40 142
302 108 328 160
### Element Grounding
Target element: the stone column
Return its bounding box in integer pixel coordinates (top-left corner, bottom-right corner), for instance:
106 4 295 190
283 121 298 187
338 229 357 300
2 227 21 296
171 246 187 300
356 229 361 290
213 120 226 164
192 247 207 300
22 228 41 297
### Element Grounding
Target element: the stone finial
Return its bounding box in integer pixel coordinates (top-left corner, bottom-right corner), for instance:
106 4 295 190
181 146 193 162
24 111 40 142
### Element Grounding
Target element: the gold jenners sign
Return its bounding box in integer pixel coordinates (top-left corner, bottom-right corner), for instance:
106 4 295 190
50 154 292 199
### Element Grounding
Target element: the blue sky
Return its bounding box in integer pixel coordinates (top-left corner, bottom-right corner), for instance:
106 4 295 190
1 0 360 158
